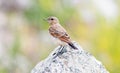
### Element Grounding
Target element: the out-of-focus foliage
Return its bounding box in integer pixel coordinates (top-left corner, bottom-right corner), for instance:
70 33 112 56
0 0 120 73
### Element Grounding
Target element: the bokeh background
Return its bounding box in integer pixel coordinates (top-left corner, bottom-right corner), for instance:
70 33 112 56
0 0 120 73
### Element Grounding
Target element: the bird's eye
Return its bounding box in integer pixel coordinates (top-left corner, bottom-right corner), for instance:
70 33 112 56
51 18 54 20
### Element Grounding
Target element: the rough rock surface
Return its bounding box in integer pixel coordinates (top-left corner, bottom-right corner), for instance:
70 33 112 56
31 42 109 73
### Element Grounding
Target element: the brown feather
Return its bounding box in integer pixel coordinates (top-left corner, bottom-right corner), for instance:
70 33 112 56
49 24 71 43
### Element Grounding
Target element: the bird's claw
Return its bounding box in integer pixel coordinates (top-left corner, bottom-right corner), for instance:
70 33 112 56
52 45 67 59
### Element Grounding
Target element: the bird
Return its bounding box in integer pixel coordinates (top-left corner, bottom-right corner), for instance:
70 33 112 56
46 16 78 50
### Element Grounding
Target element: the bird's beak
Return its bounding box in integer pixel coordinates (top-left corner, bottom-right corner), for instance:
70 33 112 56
43 18 48 21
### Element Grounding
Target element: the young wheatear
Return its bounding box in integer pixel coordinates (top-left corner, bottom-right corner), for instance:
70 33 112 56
46 16 78 50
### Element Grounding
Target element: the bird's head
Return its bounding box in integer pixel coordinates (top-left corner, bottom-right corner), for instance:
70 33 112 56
46 16 59 25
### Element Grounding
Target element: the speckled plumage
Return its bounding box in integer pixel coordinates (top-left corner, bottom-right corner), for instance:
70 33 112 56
49 23 70 43
47 16 77 49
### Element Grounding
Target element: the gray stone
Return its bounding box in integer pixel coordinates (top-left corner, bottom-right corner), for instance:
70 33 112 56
31 42 109 73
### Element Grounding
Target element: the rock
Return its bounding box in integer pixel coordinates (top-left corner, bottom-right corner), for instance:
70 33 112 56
31 42 109 73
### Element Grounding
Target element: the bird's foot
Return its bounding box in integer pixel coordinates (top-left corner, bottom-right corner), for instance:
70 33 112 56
58 45 67 55
52 45 67 59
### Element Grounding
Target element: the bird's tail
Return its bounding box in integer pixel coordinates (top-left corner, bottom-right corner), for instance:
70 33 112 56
68 42 78 50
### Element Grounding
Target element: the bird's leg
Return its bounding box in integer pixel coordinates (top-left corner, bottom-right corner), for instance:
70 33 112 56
58 45 67 54
59 45 63 50
52 45 62 59
52 45 67 59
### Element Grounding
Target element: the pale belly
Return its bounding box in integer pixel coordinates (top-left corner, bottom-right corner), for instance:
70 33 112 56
53 37 67 46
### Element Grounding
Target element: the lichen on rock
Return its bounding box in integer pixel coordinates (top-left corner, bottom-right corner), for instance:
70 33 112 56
31 42 109 73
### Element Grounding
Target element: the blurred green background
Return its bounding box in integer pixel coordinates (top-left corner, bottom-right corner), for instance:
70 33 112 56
0 0 120 73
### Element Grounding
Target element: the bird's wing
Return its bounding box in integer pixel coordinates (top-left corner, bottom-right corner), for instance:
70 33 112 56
49 25 70 43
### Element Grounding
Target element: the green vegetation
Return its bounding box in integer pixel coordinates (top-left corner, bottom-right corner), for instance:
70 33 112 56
0 0 120 73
